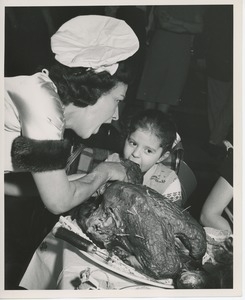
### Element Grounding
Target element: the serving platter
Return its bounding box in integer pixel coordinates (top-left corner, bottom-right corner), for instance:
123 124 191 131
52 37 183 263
77 240 174 289
56 216 174 289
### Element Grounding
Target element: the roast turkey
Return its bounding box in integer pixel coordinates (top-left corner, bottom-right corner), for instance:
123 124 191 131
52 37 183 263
75 181 207 280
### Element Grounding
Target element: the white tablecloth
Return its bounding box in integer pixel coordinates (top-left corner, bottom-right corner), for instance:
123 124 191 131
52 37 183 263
19 231 140 290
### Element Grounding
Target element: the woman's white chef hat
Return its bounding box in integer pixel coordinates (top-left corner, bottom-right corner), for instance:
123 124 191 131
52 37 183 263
51 15 139 75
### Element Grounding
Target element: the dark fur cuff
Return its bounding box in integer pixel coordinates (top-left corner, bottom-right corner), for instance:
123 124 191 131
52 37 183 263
11 136 71 172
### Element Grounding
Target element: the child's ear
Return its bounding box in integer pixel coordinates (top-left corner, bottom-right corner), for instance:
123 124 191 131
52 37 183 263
157 151 170 163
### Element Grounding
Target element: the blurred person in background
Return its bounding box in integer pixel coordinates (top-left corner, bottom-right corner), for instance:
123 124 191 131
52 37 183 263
137 5 205 113
203 5 233 159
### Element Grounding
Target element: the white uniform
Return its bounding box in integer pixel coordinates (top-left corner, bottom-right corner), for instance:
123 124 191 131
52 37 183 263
4 70 65 172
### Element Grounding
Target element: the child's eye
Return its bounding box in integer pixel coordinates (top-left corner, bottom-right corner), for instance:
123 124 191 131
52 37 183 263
129 140 137 146
145 149 153 154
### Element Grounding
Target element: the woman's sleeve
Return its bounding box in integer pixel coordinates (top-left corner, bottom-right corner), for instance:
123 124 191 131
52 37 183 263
15 75 65 140
9 74 71 172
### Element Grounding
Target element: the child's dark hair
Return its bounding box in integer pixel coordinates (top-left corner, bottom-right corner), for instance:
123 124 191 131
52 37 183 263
126 109 177 153
48 58 135 107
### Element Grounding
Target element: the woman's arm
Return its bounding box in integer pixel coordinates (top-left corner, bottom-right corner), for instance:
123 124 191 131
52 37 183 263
199 176 233 233
32 161 127 215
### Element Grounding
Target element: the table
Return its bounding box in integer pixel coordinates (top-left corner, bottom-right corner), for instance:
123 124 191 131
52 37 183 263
20 229 147 290
19 217 232 290
19 216 174 290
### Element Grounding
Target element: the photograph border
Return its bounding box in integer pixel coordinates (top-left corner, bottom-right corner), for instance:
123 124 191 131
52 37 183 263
0 0 243 299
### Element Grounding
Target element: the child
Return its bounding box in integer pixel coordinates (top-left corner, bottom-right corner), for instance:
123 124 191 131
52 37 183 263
200 144 233 233
108 109 182 205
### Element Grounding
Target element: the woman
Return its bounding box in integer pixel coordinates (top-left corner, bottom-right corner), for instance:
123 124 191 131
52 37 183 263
4 15 139 214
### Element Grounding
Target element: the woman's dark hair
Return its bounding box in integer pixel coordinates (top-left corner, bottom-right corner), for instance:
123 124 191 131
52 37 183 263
126 109 177 153
48 59 135 107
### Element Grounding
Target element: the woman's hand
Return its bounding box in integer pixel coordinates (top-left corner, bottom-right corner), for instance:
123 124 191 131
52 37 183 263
93 157 143 184
106 153 121 163
90 159 128 196
92 161 128 182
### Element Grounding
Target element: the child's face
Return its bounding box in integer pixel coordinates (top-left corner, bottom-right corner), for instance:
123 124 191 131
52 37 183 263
123 129 164 173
